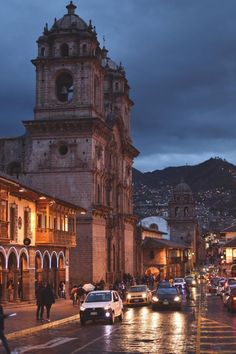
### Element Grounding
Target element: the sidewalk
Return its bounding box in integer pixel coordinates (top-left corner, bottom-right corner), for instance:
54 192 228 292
3 299 80 339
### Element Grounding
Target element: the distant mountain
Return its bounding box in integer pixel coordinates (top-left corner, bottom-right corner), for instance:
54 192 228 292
132 158 236 231
133 158 236 192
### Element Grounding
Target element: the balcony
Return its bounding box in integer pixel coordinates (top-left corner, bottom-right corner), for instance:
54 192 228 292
36 228 76 247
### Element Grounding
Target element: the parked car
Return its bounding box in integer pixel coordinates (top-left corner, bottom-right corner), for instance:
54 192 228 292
151 286 182 310
222 285 236 307
185 275 197 287
173 278 186 290
226 287 236 312
79 290 124 325
126 285 152 306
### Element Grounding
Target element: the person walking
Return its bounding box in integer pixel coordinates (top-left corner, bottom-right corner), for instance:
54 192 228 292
36 282 44 321
0 304 11 354
42 283 55 322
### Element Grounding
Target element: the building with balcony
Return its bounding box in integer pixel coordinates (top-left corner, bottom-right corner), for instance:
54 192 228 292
0 172 85 302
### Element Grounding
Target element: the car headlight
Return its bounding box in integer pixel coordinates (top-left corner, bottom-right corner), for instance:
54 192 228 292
104 305 111 310
192 280 196 285
142 293 146 298
127 294 131 300
152 296 159 302
174 296 180 302
80 305 86 311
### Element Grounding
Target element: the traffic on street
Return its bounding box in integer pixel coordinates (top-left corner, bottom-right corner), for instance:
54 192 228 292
2 273 236 354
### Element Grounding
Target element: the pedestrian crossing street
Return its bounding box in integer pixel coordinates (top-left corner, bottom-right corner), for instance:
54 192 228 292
196 316 236 353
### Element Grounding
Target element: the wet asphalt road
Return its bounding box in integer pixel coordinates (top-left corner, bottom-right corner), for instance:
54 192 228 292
2 282 236 354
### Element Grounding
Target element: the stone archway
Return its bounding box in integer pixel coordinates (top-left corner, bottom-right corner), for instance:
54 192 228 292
58 254 65 289
19 253 28 300
0 252 6 301
42 253 50 284
7 252 18 301
51 253 58 296
35 252 42 285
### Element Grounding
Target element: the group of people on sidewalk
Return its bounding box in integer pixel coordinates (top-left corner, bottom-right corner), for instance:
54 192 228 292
36 282 55 322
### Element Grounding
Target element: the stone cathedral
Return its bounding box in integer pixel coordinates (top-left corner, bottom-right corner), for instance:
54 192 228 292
0 2 139 285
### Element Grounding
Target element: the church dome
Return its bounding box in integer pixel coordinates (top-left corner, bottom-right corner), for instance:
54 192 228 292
173 180 192 194
50 2 89 33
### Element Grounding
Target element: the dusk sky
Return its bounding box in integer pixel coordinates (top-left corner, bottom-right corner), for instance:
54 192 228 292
1 1 236 172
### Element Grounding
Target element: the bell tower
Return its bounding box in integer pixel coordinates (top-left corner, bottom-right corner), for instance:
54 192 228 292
20 2 139 286
32 1 104 121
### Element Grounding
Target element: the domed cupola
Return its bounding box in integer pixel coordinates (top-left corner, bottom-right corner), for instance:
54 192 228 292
50 1 89 33
172 178 193 204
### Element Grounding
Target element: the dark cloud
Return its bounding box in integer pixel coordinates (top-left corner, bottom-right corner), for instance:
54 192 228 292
1 1 236 171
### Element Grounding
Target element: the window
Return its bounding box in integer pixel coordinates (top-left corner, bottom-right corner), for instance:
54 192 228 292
37 214 42 228
0 200 7 222
61 43 69 57
59 144 68 156
10 205 17 240
82 43 87 54
24 208 31 237
41 47 45 57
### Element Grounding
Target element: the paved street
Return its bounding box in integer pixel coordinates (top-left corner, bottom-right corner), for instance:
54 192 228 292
1 282 236 354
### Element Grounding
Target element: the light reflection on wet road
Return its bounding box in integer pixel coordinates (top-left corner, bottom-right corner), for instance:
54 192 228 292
2 283 236 354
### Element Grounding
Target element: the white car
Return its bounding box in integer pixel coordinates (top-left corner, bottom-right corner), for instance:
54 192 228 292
80 290 124 325
173 278 186 290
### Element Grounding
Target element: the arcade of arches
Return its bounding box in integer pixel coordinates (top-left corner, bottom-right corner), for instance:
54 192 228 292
0 246 66 302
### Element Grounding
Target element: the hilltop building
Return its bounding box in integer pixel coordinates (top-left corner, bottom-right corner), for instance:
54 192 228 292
0 2 138 286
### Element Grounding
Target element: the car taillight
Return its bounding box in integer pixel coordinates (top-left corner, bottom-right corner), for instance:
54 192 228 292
233 296 236 301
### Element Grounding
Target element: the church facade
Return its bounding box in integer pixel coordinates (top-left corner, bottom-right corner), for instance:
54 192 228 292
0 2 139 286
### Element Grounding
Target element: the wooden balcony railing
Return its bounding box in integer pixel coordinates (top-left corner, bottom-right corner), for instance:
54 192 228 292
36 228 76 247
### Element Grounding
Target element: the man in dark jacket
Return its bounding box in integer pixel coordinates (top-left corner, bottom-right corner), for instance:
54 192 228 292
42 283 55 322
0 304 11 353
36 282 44 321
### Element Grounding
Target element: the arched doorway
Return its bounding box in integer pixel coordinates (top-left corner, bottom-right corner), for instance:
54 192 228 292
35 253 42 286
58 254 65 291
43 253 50 284
7 252 18 301
51 253 58 296
0 252 6 300
19 253 28 300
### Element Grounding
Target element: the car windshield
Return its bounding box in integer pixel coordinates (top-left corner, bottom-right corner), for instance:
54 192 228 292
85 292 111 303
157 288 178 295
174 278 184 282
129 286 147 292
228 279 236 285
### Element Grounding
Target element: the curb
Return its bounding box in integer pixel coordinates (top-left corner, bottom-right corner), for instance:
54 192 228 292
6 314 80 340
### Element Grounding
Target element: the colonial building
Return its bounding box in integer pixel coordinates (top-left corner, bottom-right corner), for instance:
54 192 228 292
0 2 138 285
136 216 186 279
0 172 83 302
